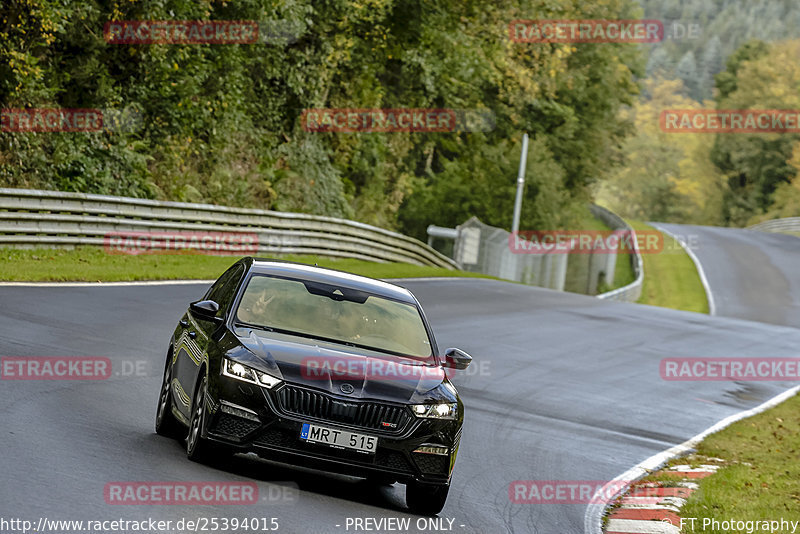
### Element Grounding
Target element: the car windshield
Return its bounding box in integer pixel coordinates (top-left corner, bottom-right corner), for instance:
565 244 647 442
235 274 434 361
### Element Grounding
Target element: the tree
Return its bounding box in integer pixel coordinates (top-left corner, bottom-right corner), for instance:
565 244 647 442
710 39 800 225
596 78 725 225
646 46 670 78
700 36 723 95
0 0 643 235
675 51 700 100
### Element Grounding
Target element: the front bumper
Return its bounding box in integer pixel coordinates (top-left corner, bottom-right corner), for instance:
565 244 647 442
204 376 461 485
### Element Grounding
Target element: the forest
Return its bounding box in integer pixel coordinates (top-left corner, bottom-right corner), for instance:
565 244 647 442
602 0 800 226
2 0 799 237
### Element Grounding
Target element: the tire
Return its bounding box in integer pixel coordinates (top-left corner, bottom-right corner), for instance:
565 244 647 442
186 375 215 463
155 362 181 438
406 480 450 516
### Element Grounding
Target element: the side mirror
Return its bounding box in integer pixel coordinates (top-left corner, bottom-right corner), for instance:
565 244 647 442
442 348 472 370
190 300 221 322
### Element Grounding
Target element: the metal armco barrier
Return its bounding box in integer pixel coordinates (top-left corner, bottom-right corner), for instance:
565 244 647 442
748 218 800 234
0 189 458 269
591 205 643 303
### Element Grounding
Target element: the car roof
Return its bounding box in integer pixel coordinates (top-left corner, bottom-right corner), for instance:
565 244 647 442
246 258 418 304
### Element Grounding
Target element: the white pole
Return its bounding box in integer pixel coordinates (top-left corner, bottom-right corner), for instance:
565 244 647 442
511 133 529 234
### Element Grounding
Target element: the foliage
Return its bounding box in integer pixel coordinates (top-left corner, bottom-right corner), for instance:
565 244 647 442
596 78 725 225
711 39 800 225
638 0 800 101
0 0 643 236
610 33 800 228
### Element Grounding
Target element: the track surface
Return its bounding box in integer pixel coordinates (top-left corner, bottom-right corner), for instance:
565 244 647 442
1 226 799 534
655 223 800 327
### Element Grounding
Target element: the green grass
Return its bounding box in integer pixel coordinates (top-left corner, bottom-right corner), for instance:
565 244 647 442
0 247 496 282
630 221 709 313
579 211 616 232
672 393 800 533
612 252 637 289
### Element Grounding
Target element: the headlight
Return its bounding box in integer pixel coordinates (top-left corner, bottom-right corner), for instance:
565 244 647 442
223 358 281 389
410 402 457 420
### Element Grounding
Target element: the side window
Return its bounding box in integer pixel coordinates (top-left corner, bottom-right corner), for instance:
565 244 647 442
205 265 244 315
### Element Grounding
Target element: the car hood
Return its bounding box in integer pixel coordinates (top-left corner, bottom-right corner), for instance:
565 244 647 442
234 328 449 404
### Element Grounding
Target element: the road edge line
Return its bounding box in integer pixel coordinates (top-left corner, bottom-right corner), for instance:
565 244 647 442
651 223 716 316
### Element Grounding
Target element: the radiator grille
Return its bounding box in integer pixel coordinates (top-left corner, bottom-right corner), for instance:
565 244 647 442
276 385 411 432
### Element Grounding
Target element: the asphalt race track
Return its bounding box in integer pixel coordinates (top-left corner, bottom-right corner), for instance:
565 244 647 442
655 223 800 327
2 225 800 534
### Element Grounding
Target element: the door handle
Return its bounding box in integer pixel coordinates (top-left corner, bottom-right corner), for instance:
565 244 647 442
179 320 189 328
188 331 197 339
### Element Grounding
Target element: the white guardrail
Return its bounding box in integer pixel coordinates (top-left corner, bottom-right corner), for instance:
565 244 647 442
591 205 644 303
0 188 459 269
748 218 800 234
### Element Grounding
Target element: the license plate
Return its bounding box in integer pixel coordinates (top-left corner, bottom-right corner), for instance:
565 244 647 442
300 423 377 454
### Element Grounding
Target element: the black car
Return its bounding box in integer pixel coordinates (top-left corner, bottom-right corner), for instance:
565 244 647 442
155 257 473 515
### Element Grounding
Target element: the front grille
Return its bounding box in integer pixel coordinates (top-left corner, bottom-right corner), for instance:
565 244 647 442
375 450 414 472
276 385 411 432
210 414 261 439
413 453 450 474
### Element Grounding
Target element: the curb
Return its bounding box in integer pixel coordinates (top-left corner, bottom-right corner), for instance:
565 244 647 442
605 462 721 534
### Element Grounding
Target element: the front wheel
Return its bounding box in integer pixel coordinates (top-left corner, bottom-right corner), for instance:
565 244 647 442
406 481 450 516
186 375 215 463
155 363 181 438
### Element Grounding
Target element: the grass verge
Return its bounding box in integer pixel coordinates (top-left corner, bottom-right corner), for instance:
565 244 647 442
680 391 800 531
630 221 709 313
0 247 495 282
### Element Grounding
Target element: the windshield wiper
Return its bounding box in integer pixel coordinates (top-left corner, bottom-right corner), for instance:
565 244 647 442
235 320 274 332
236 321 361 347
